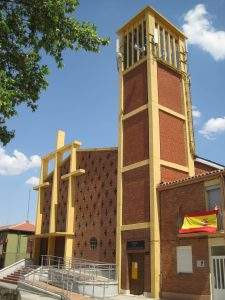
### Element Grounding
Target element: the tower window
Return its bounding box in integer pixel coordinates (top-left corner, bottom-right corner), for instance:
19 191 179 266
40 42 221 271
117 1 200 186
90 237 97 250
122 19 147 71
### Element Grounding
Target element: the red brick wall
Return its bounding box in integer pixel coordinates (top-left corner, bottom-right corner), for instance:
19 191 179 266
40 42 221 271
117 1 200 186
159 111 187 166
123 62 147 114
41 175 53 234
122 165 150 224
195 161 216 175
121 229 150 292
157 63 183 114
56 159 70 232
160 181 211 296
161 166 188 183
73 149 117 263
123 110 149 166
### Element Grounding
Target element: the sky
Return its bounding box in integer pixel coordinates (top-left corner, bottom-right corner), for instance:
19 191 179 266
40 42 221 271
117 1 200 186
0 0 225 225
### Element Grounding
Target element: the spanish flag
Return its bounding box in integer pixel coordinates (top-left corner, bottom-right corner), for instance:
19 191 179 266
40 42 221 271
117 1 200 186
179 210 218 234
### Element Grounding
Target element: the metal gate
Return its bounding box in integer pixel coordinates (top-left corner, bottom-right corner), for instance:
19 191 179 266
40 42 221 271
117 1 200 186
212 256 225 300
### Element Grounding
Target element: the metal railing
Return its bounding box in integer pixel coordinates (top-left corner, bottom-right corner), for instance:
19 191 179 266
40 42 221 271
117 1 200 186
41 255 117 281
19 255 118 299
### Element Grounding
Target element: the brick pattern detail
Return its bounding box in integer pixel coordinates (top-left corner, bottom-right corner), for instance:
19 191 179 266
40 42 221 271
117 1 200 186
160 181 211 295
41 175 53 234
121 229 150 292
159 111 187 166
72 150 117 263
195 161 217 175
123 62 147 114
157 63 183 114
122 165 150 224
56 159 70 232
123 110 149 166
161 166 188 183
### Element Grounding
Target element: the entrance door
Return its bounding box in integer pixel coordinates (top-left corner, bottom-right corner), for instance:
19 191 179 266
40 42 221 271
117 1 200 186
212 256 225 300
39 238 48 265
54 237 65 258
128 253 144 295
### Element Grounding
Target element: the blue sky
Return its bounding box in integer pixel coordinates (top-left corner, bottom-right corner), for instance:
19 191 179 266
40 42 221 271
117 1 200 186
0 0 225 225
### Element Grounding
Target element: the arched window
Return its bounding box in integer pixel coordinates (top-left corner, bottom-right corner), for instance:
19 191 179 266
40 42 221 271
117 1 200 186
90 237 97 250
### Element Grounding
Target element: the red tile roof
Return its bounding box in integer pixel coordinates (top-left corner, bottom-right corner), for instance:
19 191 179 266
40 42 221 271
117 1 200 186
158 169 224 190
0 221 35 233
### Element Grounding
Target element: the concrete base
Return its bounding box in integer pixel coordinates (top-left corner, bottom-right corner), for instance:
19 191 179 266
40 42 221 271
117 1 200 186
161 292 211 300
120 289 131 295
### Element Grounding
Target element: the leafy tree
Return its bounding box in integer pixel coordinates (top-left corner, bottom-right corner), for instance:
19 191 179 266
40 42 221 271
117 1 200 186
0 0 109 145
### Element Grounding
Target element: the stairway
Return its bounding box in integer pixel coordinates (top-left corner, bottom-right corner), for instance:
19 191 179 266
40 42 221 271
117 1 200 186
0 266 35 285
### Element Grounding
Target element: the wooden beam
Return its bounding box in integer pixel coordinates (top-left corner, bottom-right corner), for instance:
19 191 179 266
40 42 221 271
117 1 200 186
61 169 85 181
33 182 50 191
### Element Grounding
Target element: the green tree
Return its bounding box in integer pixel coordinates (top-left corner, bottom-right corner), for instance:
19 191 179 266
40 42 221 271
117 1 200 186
0 0 109 145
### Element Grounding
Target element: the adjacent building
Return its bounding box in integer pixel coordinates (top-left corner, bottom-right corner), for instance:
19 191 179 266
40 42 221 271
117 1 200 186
0 221 34 268
32 6 225 300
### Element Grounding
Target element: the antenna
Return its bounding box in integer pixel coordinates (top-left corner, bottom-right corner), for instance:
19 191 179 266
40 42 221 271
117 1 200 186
153 28 159 45
116 38 123 72
134 43 146 53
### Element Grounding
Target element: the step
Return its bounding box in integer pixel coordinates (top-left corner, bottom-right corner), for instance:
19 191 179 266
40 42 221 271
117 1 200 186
0 278 18 284
6 275 23 280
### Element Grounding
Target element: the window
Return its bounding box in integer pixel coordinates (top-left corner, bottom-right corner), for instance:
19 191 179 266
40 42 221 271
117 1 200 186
90 237 97 250
122 19 147 70
177 246 193 273
207 185 221 210
207 185 223 230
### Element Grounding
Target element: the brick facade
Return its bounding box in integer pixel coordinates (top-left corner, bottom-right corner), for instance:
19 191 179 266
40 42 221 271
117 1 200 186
72 149 117 263
195 161 216 175
123 110 149 166
160 181 211 298
157 63 183 114
41 175 53 234
122 165 150 224
159 110 187 166
161 166 188 182
123 62 147 114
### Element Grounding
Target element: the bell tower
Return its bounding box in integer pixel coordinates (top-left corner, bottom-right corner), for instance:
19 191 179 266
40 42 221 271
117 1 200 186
116 6 195 298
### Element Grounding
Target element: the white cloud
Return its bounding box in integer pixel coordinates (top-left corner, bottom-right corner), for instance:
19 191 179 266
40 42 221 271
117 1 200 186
199 117 225 139
183 4 225 61
26 176 40 186
0 147 41 175
192 106 202 118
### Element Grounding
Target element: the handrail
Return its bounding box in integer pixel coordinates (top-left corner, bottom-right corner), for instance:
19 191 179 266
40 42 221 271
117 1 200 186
19 257 118 298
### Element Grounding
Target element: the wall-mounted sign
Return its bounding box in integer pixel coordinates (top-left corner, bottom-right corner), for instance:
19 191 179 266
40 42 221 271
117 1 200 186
131 262 138 279
196 260 205 268
127 240 145 250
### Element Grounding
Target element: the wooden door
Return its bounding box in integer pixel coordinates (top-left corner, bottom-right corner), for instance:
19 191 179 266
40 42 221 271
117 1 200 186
128 253 145 295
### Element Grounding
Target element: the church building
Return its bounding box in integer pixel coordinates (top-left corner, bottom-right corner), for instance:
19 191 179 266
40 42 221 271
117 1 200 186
33 7 225 300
